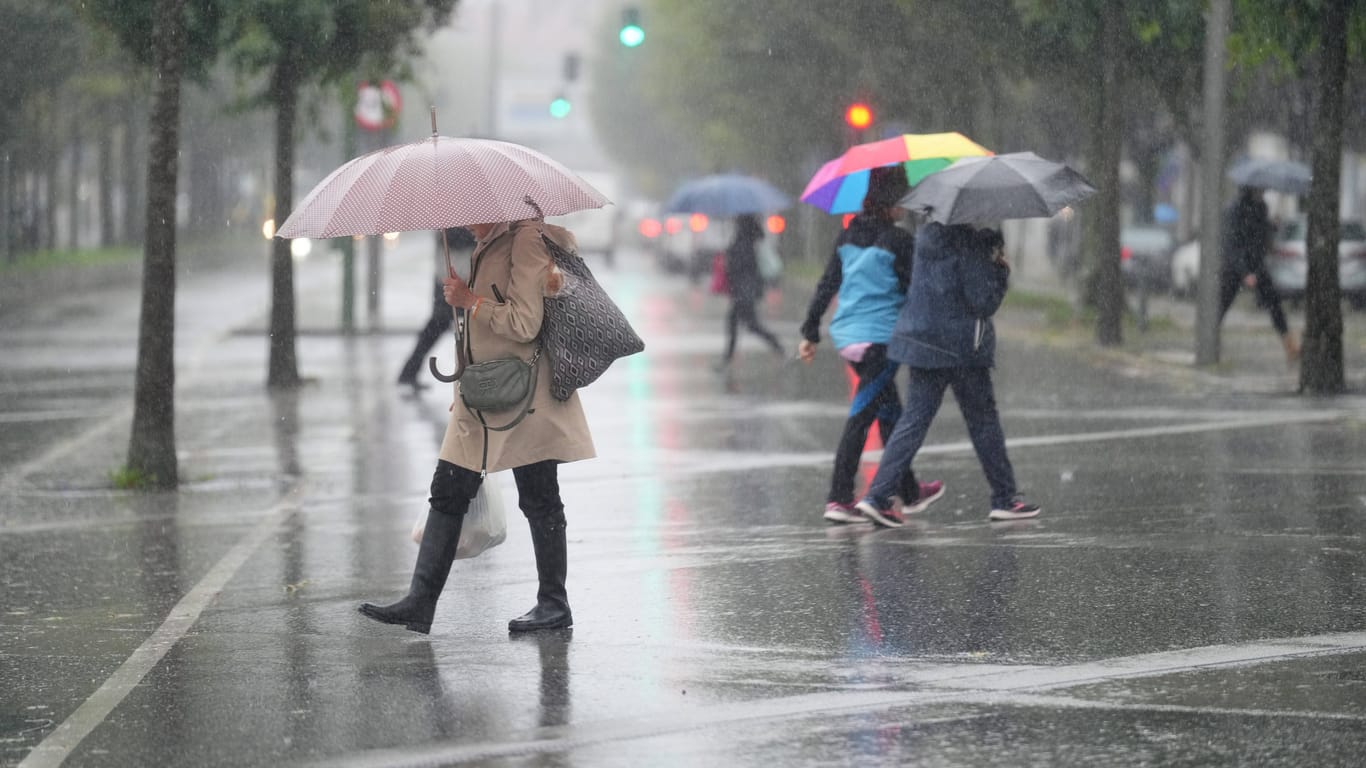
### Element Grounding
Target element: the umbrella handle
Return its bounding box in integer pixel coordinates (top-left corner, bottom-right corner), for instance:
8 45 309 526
429 356 460 383
428 310 468 383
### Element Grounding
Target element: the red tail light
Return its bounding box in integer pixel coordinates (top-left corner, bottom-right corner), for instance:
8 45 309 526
638 218 662 238
1121 246 1132 261
688 213 708 233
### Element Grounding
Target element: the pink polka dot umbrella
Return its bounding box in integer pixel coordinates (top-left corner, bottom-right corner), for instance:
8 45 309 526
277 111 610 239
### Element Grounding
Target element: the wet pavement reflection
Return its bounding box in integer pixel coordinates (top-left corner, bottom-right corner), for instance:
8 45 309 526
2 241 1365 766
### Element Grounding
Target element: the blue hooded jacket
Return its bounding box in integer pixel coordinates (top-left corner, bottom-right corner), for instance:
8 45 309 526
888 222 1009 369
800 214 914 348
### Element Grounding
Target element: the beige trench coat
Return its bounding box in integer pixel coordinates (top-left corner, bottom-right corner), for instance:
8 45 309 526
438 219 596 473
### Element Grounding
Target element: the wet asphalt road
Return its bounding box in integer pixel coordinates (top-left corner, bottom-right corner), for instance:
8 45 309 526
2 236 1365 767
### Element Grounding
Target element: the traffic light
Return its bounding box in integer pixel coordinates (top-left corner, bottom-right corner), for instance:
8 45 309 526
845 102 873 130
619 7 645 47
549 94 572 119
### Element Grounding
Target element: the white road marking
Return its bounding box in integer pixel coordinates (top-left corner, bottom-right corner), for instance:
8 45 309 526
569 410 1344 483
17 493 301 768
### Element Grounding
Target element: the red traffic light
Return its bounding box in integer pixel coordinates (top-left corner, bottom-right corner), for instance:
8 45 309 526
845 103 873 130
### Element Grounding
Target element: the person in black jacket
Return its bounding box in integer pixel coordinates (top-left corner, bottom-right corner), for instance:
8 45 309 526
1217 185 1299 363
717 214 784 368
798 167 943 523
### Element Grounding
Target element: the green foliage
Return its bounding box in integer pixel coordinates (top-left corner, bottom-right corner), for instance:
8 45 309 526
0 246 140 273
1231 0 1366 74
110 465 156 490
78 0 223 79
221 0 457 105
0 1 82 140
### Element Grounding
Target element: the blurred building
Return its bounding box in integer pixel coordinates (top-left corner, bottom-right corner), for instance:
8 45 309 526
402 0 614 174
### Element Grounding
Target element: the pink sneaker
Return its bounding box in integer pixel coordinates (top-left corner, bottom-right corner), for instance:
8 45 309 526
823 502 864 523
902 481 946 515
854 499 906 528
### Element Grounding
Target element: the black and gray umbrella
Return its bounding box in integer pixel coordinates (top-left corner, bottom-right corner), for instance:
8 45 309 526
1227 157 1312 195
899 152 1097 225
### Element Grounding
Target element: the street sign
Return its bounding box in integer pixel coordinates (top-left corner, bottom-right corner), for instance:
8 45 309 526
355 81 401 132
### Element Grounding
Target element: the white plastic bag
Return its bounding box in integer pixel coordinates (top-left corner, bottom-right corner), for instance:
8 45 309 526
410 479 507 559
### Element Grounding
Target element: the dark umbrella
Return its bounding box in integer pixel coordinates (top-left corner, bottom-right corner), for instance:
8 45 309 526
1227 158 1312 195
664 174 790 217
899 152 1097 224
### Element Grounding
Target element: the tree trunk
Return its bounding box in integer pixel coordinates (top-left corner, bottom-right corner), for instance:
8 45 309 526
1299 0 1347 394
68 124 82 250
99 124 115 248
1092 0 1125 347
126 0 187 488
1195 0 1229 365
267 59 301 389
121 93 145 246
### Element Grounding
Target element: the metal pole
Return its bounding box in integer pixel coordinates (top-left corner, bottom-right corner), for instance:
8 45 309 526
486 2 501 137
339 90 357 333
1 150 10 263
1194 0 1229 365
365 126 384 326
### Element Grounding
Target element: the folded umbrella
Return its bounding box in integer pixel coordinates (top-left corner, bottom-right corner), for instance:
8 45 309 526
663 174 790 217
900 152 1097 225
1227 158 1312 196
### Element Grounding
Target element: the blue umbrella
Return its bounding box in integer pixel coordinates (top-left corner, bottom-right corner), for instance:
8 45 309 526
664 174 790 217
1227 158 1312 195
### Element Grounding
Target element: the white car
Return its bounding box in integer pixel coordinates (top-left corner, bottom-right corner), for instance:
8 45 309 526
1170 239 1200 297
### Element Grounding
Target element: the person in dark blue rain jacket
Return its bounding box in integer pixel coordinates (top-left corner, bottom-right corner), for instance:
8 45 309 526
854 221 1041 526
799 167 944 525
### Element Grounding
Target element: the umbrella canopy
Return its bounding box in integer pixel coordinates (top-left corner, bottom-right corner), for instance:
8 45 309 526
276 135 609 238
663 174 790 217
800 132 992 214
900 152 1097 225
1227 158 1312 195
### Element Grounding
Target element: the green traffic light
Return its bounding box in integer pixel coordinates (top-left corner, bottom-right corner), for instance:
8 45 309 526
549 98 572 119
619 24 644 47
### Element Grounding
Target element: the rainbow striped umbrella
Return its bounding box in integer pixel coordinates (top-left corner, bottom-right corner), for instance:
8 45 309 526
800 132 993 214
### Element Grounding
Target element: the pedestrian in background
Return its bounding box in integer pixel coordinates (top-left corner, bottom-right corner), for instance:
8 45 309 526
799 167 944 524
361 217 596 634
1217 185 1300 363
397 226 477 388
717 213 784 369
856 222 1040 526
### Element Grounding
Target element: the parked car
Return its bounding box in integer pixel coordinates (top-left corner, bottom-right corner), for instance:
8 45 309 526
1120 225 1176 293
1166 218 1366 309
1169 237 1200 297
1268 218 1366 309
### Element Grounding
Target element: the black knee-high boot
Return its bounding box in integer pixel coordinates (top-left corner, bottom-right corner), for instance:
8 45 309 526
508 517 572 632
359 509 464 634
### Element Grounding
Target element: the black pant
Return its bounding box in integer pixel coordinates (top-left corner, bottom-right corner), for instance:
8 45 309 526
723 297 782 361
829 345 919 505
432 459 565 525
1217 264 1288 336
399 280 454 384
